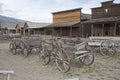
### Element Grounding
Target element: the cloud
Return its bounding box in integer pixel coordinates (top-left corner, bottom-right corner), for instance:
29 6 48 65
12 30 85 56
0 0 120 23
0 2 3 13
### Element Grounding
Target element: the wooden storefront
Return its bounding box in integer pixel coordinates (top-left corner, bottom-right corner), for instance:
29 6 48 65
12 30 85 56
23 22 50 36
48 8 91 37
82 1 120 37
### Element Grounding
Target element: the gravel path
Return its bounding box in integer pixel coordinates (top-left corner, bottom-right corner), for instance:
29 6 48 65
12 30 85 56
0 42 120 80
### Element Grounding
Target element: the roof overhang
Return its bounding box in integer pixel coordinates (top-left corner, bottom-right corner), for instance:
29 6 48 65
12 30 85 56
46 22 80 28
82 16 120 24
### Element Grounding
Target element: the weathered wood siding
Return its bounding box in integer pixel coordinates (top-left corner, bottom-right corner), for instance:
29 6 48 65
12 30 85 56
92 1 120 19
15 25 21 33
53 10 81 23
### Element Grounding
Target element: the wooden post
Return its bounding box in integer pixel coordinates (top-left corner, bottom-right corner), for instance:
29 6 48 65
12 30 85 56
20 27 22 35
28 29 30 35
7 74 10 80
70 26 72 37
114 23 117 36
91 24 93 36
23 28 26 36
60 27 62 36
81 24 83 37
102 24 104 36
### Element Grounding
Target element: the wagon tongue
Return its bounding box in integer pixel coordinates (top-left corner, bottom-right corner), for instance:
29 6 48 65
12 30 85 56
75 51 89 59
75 51 89 55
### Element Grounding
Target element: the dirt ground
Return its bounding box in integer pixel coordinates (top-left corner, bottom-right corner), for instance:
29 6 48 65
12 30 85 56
0 41 120 80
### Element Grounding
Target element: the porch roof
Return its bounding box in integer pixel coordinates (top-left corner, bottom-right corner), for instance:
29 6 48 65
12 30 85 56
25 22 51 29
46 22 79 28
82 16 120 24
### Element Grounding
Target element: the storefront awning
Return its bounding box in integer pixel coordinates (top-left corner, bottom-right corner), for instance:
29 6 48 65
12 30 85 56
46 22 79 28
82 16 120 24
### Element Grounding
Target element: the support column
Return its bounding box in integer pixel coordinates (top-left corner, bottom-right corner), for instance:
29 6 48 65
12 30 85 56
81 24 83 37
114 23 117 36
23 28 26 36
60 27 62 37
102 24 104 36
70 26 72 37
20 27 22 35
28 29 30 35
91 24 94 36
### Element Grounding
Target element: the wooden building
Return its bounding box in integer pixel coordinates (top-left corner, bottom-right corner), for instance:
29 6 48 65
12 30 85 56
82 0 120 36
0 22 16 34
15 23 24 35
47 8 91 37
23 22 50 36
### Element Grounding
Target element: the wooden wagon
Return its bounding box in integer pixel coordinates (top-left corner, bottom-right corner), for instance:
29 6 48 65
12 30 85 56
9 36 42 57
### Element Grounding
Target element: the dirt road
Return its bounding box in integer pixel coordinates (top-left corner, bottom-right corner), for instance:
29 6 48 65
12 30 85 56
0 42 120 80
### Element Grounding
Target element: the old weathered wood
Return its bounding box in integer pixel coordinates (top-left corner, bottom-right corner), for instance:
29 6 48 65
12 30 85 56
102 24 104 36
70 27 72 37
53 10 81 24
114 23 117 36
0 70 14 80
91 24 94 36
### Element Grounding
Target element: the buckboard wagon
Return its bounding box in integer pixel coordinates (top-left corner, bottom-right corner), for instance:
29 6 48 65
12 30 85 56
9 36 42 57
39 36 94 73
88 36 120 56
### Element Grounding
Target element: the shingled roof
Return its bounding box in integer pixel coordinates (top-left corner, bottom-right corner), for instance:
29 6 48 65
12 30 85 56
82 16 120 24
24 22 51 29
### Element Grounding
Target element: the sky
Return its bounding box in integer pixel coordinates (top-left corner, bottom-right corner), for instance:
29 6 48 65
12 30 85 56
0 0 120 23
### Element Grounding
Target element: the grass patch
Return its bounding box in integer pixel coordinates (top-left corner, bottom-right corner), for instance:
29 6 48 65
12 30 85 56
83 63 103 73
66 72 79 77
83 66 95 73
73 60 83 68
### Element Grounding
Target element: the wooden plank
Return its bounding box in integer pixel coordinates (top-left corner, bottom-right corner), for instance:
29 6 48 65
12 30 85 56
88 42 101 46
65 78 79 80
89 36 120 41
53 10 81 23
75 51 89 55
0 70 14 74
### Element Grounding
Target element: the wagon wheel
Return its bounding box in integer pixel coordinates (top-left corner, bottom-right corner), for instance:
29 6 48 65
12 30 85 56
80 52 94 66
9 42 16 55
39 46 50 65
80 46 94 66
100 40 115 56
113 42 120 55
55 48 71 73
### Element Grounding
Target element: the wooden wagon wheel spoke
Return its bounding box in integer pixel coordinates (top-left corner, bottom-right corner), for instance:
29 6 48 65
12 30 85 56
100 40 115 56
9 42 16 55
39 46 50 65
80 51 94 66
55 48 71 73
